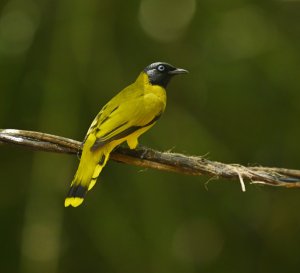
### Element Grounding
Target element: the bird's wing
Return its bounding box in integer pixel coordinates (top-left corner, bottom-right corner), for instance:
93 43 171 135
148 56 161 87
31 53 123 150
88 92 164 151
84 84 137 141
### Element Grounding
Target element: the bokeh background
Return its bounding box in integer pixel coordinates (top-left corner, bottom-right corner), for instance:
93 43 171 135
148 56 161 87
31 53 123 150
1 0 300 272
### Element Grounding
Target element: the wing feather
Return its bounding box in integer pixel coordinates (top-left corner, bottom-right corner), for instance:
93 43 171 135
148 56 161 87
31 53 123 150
85 88 165 151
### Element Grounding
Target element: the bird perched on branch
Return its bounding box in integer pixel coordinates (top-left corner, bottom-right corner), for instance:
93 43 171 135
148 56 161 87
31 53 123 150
65 62 188 207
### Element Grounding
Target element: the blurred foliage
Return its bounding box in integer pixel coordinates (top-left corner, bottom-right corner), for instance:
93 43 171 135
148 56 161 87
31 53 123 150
0 0 300 272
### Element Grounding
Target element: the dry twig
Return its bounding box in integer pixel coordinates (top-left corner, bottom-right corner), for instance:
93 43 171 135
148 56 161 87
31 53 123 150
1 128 300 189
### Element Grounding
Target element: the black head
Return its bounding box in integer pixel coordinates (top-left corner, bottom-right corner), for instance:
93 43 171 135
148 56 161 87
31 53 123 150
144 62 188 88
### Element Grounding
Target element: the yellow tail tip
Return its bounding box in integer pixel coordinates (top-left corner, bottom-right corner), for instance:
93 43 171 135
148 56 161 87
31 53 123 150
64 197 84 207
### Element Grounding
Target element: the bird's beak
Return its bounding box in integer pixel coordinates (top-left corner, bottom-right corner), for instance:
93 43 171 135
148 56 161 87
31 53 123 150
168 68 189 75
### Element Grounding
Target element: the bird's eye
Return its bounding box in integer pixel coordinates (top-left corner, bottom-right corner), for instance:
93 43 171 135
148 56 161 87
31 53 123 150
157 64 165 72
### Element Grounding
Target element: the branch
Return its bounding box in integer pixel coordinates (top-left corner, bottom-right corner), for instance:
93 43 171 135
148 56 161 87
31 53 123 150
1 129 300 189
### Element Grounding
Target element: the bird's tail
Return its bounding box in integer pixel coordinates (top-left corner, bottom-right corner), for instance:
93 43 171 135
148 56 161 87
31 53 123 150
64 147 110 207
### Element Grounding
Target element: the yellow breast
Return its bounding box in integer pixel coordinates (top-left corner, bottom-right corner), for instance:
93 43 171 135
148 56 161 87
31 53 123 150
136 71 167 112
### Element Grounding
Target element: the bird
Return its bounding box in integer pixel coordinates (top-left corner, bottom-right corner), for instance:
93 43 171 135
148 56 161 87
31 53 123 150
64 62 188 207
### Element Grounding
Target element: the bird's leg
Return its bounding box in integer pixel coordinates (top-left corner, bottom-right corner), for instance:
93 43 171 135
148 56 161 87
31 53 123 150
140 148 148 159
131 144 148 159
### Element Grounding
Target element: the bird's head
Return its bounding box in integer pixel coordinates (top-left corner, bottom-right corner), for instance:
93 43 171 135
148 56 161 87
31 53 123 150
144 62 188 88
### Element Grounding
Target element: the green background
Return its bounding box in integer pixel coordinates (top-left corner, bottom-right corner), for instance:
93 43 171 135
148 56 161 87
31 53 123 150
1 0 300 272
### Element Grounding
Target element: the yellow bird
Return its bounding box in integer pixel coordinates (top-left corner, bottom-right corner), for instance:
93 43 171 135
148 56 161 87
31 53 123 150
65 62 188 207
